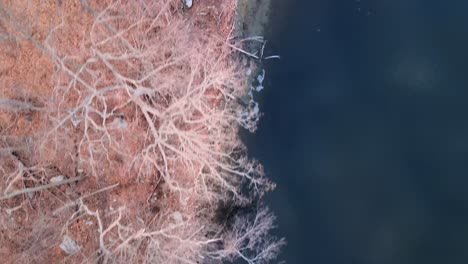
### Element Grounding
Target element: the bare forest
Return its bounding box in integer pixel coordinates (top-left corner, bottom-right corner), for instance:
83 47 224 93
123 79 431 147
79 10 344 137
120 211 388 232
0 0 283 263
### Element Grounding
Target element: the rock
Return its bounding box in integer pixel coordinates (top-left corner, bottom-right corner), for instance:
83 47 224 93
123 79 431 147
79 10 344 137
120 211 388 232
171 211 183 223
257 69 265 84
50 175 65 183
183 0 193 8
59 235 80 255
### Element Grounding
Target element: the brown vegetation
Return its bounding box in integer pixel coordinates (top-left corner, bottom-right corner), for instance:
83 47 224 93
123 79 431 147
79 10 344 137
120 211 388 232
0 0 282 263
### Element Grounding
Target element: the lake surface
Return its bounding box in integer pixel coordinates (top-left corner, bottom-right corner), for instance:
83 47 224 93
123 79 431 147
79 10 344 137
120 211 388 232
244 0 468 263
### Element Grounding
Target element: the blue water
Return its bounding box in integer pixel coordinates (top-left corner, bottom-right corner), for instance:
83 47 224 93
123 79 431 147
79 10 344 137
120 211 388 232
245 0 468 263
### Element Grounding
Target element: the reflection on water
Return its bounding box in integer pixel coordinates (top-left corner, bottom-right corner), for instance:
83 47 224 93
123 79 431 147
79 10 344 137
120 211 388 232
389 54 441 94
244 0 468 263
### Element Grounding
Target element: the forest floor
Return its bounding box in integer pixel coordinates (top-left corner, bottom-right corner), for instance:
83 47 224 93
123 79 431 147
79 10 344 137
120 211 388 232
0 0 280 263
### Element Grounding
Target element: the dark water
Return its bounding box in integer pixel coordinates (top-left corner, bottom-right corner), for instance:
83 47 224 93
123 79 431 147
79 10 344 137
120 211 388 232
244 0 468 263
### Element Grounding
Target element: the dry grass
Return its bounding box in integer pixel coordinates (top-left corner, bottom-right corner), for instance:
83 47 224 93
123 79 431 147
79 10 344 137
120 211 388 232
0 0 283 263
